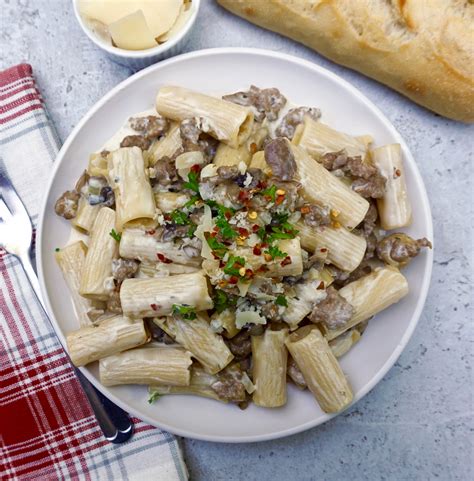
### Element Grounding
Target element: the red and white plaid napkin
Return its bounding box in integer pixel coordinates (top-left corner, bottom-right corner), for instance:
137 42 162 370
0 64 188 481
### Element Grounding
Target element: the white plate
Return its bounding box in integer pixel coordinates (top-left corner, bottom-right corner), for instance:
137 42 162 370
37 48 433 443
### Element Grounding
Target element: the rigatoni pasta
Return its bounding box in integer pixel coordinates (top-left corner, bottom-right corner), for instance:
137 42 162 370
79 206 118 301
292 144 369 229
99 346 192 387
372 143 412 230
286 326 353 413
66 316 148 367
252 329 289 407
55 241 100 327
156 86 254 148
154 314 234 374
108 147 155 231
54 83 431 415
322 267 409 340
293 116 368 159
120 272 213 318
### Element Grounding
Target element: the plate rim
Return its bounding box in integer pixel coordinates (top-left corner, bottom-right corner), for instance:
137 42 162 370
37 47 434 443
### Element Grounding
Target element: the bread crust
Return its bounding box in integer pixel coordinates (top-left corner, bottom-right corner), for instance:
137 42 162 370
217 0 474 122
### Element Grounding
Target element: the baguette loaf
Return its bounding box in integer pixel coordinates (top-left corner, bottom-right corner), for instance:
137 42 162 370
217 0 474 123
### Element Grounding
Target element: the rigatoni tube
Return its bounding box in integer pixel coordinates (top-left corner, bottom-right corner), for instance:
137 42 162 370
72 197 100 233
154 314 234 374
293 117 368 159
119 228 201 266
99 346 192 387
66 316 148 367
148 123 182 165
55 241 101 327
149 366 223 401
297 221 367 272
79 207 118 301
323 267 409 340
108 147 155 231
252 329 289 407
120 272 213 318
285 326 353 413
155 86 254 148
292 144 369 229
372 143 412 230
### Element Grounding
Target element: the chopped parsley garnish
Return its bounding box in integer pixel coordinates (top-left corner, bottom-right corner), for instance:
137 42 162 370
109 228 121 242
184 194 200 209
148 391 162 404
204 233 228 258
268 226 297 242
206 201 238 240
205 200 235 218
275 295 288 307
223 255 246 277
267 212 299 242
187 224 197 237
261 184 277 202
215 216 238 240
213 289 237 314
172 304 197 320
256 226 267 241
170 209 189 225
264 245 288 260
183 171 200 193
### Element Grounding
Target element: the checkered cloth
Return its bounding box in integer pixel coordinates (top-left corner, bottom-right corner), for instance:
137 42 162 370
0 64 188 481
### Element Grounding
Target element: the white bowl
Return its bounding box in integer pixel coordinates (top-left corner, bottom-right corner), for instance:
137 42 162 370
38 48 433 443
72 0 201 70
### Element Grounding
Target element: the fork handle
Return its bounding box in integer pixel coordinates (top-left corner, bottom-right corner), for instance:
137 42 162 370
18 252 134 444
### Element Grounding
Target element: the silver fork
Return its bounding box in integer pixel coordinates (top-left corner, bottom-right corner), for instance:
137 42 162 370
0 172 133 443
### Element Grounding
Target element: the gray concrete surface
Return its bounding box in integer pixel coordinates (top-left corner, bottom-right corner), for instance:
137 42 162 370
1 1 472 480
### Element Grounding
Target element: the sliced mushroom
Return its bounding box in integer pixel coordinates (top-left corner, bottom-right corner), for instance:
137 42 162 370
54 190 80 219
264 137 296 181
376 233 432 268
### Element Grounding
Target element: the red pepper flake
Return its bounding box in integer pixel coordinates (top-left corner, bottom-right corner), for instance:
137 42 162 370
280 256 292 267
253 246 262 256
157 253 173 264
300 205 310 214
146 229 156 235
238 190 249 203
252 224 260 232
224 211 232 220
249 142 258 154
219 260 225 268
320 248 328 253
256 181 267 190
164 214 171 221
213 226 220 232
150 303 158 311
261 242 269 248
317 281 325 290
210 232 217 238
190 164 201 173
257 265 268 273
275 194 285 205
238 227 249 238
229 276 239 285
394 168 401 178
245 269 254 279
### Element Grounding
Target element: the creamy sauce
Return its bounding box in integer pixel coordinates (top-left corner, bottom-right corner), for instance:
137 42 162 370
100 108 158 152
